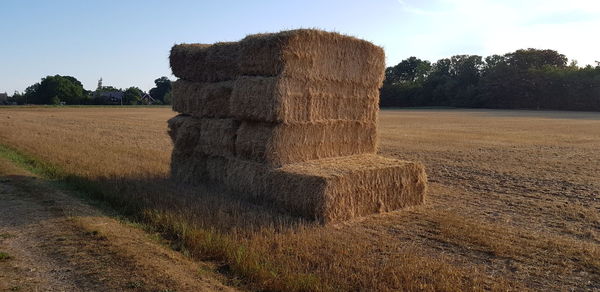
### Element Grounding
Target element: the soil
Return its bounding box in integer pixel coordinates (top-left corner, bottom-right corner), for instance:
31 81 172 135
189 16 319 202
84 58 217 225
0 157 238 292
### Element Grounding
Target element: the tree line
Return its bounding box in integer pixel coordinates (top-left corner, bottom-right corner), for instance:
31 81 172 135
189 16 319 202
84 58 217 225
7 76 172 105
381 49 600 111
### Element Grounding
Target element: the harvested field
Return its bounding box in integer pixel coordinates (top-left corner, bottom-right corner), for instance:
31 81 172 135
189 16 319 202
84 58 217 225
0 156 235 292
0 107 599 291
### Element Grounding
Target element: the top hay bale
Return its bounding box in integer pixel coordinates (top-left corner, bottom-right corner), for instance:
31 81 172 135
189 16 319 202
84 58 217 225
170 42 240 82
170 29 386 86
239 29 386 86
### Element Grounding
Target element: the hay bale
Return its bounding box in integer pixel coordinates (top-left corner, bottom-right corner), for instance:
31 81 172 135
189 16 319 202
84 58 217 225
169 115 238 157
170 150 207 185
167 114 190 142
170 116 203 155
205 155 228 183
170 42 240 82
215 154 427 223
239 29 386 87
172 80 233 118
223 158 270 200
171 153 229 185
195 118 239 157
168 115 206 184
235 121 378 167
170 30 385 86
230 76 379 123
267 154 428 223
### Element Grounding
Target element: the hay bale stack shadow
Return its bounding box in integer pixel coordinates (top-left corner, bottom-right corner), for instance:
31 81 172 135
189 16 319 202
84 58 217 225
168 29 428 224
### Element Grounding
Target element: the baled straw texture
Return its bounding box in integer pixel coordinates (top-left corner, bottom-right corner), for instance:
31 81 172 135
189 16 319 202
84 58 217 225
168 115 204 184
268 154 428 223
170 151 206 185
195 118 239 157
169 115 238 158
169 115 203 155
205 155 227 182
204 154 427 223
230 76 379 123
167 114 189 142
170 42 240 82
235 121 378 167
172 80 233 118
239 29 386 87
170 154 229 186
168 115 235 183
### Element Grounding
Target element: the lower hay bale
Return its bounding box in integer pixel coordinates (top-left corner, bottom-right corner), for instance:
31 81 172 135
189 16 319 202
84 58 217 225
223 158 270 200
205 155 228 183
170 150 207 185
172 80 233 118
171 116 203 153
170 153 228 185
208 154 427 223
267 154 428 223
169 153 427 223
235 121 378 167
167 114 190 142
230 76 379 123
195 118 239 157
169 115 239 158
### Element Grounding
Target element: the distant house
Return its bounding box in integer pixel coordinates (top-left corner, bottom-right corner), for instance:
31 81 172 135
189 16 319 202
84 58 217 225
141 93 157 104
0 92 7 104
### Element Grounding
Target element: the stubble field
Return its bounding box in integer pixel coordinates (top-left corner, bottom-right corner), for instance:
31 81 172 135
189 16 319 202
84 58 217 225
0 107 598 291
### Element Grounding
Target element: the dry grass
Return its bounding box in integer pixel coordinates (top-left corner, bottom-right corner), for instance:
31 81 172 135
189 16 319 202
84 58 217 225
0 107 599 290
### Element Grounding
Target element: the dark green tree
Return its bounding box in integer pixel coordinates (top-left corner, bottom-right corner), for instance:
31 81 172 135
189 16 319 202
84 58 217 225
149 77 171 103
379 48 600 111
385 57 431 84
24 75 85 104
123 87 143 105
505 49 567 70
381 57 431 107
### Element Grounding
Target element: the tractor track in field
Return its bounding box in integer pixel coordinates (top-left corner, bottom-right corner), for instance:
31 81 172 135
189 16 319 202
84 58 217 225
0 157 238 292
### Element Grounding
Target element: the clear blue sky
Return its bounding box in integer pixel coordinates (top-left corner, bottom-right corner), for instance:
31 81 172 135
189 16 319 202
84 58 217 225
1 0 598 94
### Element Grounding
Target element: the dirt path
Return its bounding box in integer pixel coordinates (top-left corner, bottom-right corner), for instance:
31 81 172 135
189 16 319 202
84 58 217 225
0 157 237 292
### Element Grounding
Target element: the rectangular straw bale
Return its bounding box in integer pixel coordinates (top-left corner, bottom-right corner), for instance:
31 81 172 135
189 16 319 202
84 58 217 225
239 29 386 87
170 42 240 82
170 115 203 155
172 80 233 118
193 118 239 157
223 158 270 200
170 152 228 185
167 114 190 143
205 156 228 183
235 121 378 167
230 76 379 123
170 150 207 185
266 154 428 223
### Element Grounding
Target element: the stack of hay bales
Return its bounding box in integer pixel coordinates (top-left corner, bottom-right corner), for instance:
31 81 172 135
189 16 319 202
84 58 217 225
168 29 428 223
